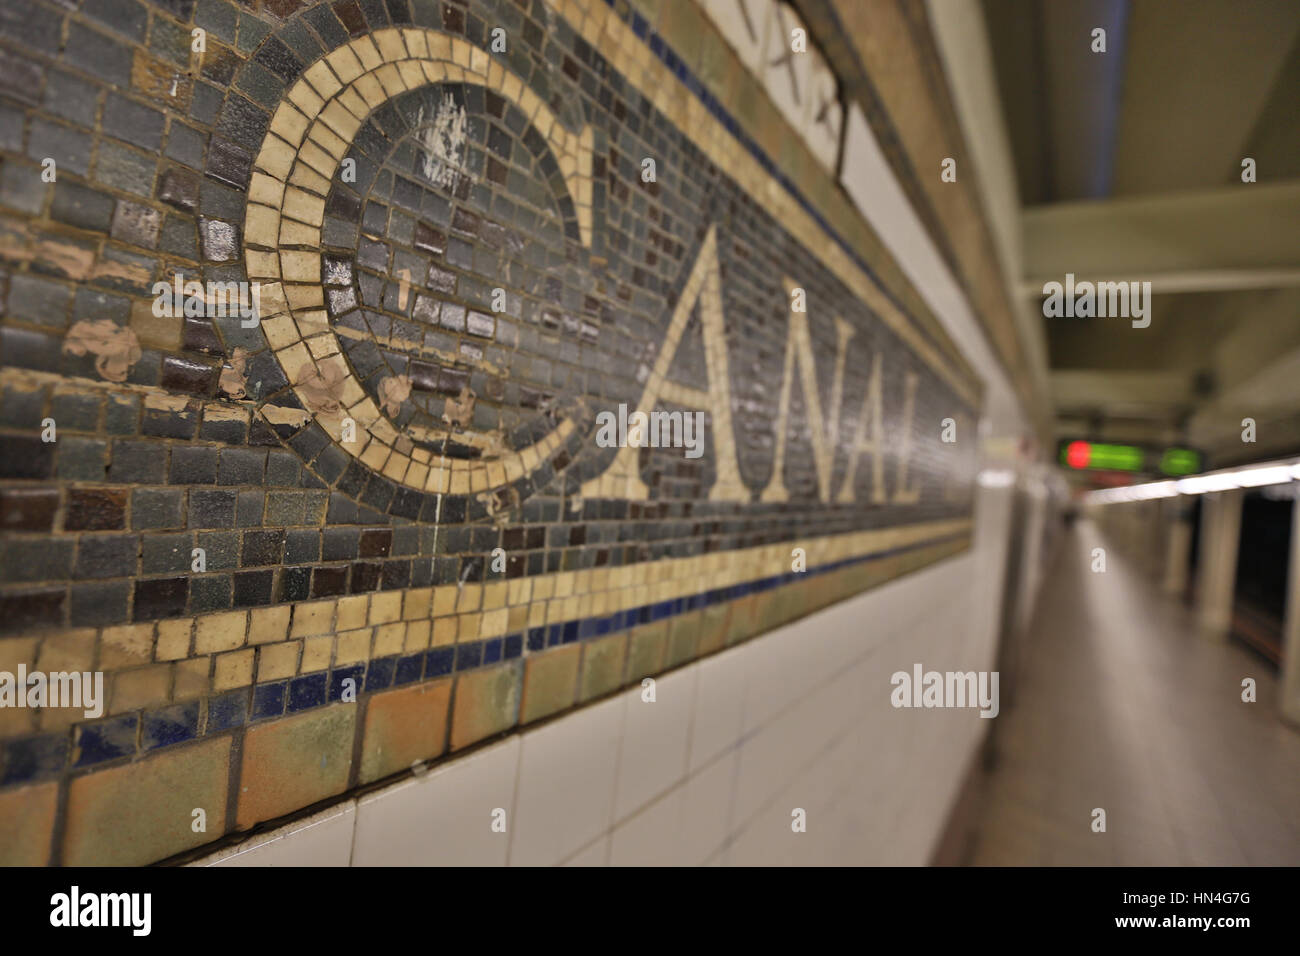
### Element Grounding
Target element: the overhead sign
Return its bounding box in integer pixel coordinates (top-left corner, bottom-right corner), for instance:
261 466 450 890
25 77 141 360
1059 441 1202 476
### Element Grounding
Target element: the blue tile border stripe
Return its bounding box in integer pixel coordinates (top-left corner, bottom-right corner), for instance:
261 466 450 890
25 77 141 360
0 529 970 785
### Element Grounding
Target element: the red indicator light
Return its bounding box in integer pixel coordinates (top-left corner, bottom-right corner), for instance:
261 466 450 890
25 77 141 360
1066 441 1091 469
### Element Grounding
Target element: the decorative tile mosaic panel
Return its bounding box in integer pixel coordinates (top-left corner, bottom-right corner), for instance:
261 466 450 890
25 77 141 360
0 0 980 864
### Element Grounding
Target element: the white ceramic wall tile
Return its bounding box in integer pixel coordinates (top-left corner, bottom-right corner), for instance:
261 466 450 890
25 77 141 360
687 647 746 772
613 665 696 821
760 2 812 135
839 99 1024 437
198 802 356 867
803 794 871 866
561 836 609 867
676 751 737 865
784 738 841 818
726 784 805 866
350 736 519 866
731 703 805 827
609 788 685 866
739 619 802 732
510 694 626 866
808 665 862 740
770 684 834 774
803 54 842 170
704 0 840 172
702 0 772 75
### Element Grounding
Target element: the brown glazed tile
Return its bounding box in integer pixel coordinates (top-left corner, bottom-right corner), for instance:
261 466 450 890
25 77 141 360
65 487 127 531
237 706 356 829
519 645 580 725
0 488 59 532
359 678 452 784
450 660 521 751
725 594 761 646
625 621 669 683
0 589 65 631
749 591 779 631
62 736 231 865
0 781 57 865
333 0 366 36
578 634 627 703
665 611 703 667
696 604 732 658
160 355 219 396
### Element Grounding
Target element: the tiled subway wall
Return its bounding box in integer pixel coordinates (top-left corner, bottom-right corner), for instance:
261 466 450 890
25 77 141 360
0 0 989 866
195 504 1015 867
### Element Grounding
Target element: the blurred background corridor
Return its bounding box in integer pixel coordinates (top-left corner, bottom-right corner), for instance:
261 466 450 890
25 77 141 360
967 518 1300 866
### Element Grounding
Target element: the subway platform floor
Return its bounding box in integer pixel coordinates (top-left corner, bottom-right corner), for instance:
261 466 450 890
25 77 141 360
967 520 1300 865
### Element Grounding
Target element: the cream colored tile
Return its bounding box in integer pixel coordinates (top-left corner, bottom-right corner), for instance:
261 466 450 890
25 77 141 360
100 624 154 670
214 649 255 691
248 606 291 645
257 642 300 682
195 611 246 654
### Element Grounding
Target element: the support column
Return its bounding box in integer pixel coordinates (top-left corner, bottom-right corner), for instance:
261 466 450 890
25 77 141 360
1196 490 1243 639
1162 503 1193 597
1280 499 1300 726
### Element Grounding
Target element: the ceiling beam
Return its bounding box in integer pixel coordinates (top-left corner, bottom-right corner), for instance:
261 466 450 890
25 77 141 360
925 0 1053 418
1020 181 1300 295
1050 369 1194 410
1112 0 1300 196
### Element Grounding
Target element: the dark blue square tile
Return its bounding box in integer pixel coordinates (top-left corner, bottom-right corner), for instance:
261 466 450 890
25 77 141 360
366 656 396 692
207 689 248 733
0 733 69 784
251 681 286 720
288 673 327 712
142 701 199 749
455 641 482 671
74 714 137 766
425 646 454 677
394 653 424 685
526 627 545 652
330 664 365 702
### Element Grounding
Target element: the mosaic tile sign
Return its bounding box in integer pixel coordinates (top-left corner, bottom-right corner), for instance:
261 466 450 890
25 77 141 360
0 0 980 865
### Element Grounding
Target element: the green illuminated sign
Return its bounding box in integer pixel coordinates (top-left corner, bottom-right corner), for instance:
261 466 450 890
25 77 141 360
1060 441 1145 472
1059 441 1204 476
1159 448 1201 476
